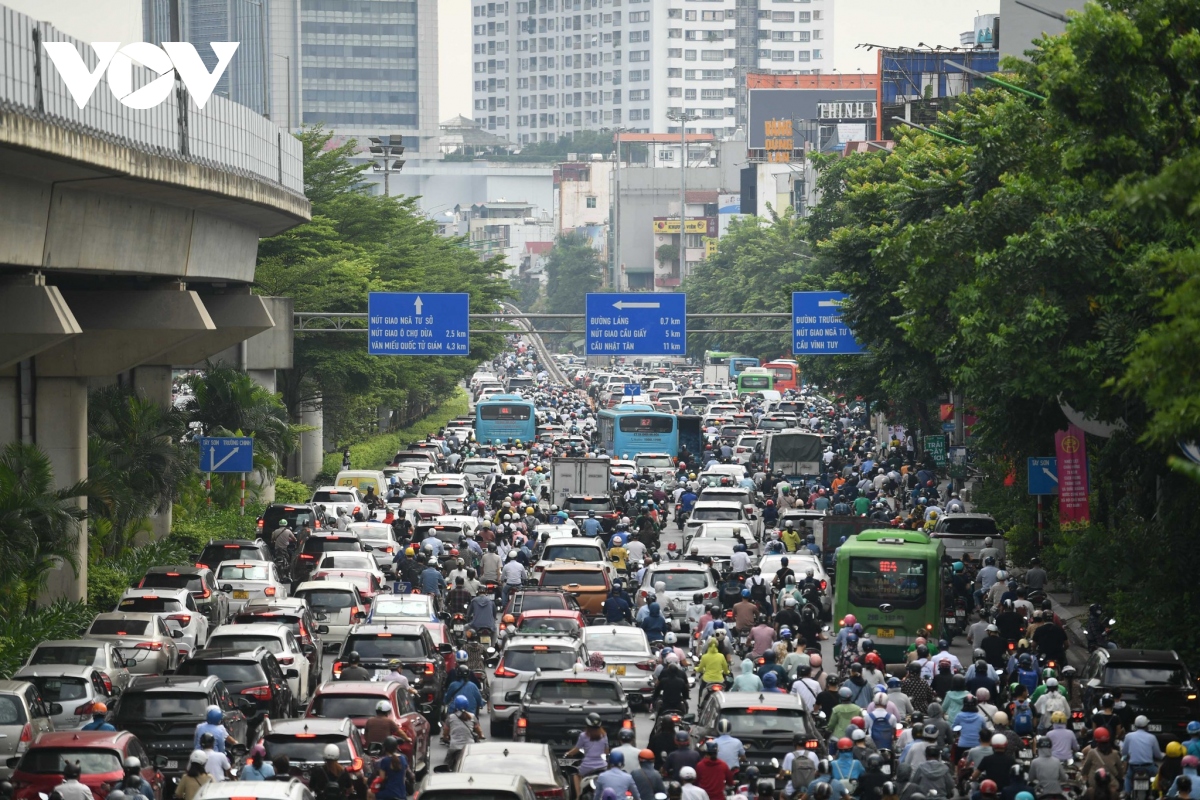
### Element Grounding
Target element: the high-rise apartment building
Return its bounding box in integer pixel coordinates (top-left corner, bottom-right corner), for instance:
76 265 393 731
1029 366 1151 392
471 0 832 144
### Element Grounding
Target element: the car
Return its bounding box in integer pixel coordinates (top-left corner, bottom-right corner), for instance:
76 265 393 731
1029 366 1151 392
314 552 382 576
136 566 231 628
368 594 440 624
929 514 1006 564
293 533 366 584
84 613 182 675
509 671 633 752
400 496 449 521
304 680 432 775
1079 648 1200 743
416 773 538 800
638 563 718 632
685 691 823 773
0 681 59 778
258 503 325 539
695 486 761 522
310 568 391 607
489 636 588 737
232 598 328 660
207 623 316 701
757 553 831 616
579 626 656 710
537 563 610 617
116 588 210 658
502 590 583 619
196 540 272 572
683 500 757 540
733 434 766 464
253 718 376 790
461 458 502 483
634 453 674 479
292 581 368 652
309 486 363 519
11 664 118 731
757 414 798 432
8 730 162 800
686 521 759 559
214 560 289 614
445 742 571 800
334 624 449 720
25 640 133 695
531 538 612 580
683 539 738 571
418 476 472 514
561 495 619 531
175 646 299 719
345 522 401 573
193 780 313 800
110 675 251 781
510 610 587 640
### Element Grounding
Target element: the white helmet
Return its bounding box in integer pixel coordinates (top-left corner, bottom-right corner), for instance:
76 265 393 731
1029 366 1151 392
680 767 697 781
324 744 341 760
188 750 208 767
996 570 1008 580
665 632 678 645
508 550 518 559
984 537 993 546
376 700 391 714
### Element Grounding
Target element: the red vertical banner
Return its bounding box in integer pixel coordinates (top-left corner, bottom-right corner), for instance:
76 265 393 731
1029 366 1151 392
1055 424 1091 523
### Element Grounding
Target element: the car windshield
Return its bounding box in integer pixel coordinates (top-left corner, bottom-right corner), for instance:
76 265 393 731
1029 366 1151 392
208 636 284 654
89 620 149 636
24 676 88 701
939 519 1000 536
344 636 426 660
421 792 522 800
29 646 100 667
516 618 579 635
699 527 745 540
585 631 648 654
514 595 566 612
647 571 709 591
459 753 552 781
305 539 360 553
1104 665 1191 687
564 498 613 512
217 564 271 581
312 491 356 503
847 557 928 610
118 692 209 718
540 570 605 588
19 749 122 775
199 545 260 566
350 527 392 541
636 456 673 468
176 661 264 684
758 419 789 430
691 508 742 521
263 508 317 531
722 707 810 736
118 597 184 613
263 735 349 763
310 695 387 718
503 649 578 672
296 590 355 610
529 680 621 703
421 484 466 496
319 556 374 570
371 597 433 618
542 545 601 563
140 573 204 592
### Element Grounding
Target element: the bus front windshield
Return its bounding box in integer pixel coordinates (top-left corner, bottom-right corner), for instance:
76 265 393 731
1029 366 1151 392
847 557 928 610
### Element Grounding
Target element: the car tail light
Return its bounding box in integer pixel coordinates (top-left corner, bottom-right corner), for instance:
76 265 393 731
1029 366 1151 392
534 790 565 800
424 663 435 675
195 563 208 569
350 757 363 773
494 663 518 678
300 554 315 560
99 672 113 694
278 656 295 665
74 702 95 715
200 586 212 599
242 685 273 701
622 719 634 730
265 587 277 597
168 614 192 626
135 642 163 651
635 660 656 671
517 717 528 731
333 662 344 676
805 740 820 750
16 723 31 753
257 519 264 529
703 590 717 599
819 580 827 591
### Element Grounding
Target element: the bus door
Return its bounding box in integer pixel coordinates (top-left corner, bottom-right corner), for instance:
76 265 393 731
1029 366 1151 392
677 415 704 461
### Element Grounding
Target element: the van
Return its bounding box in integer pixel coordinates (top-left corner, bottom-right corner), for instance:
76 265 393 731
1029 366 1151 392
335 470 388 498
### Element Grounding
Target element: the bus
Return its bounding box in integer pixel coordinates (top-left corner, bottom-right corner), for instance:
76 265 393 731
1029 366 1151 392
729 357 760 380
833 528 946 662
475 394 537 445
763 360 800 393
736 367 774 395
598 404 679 460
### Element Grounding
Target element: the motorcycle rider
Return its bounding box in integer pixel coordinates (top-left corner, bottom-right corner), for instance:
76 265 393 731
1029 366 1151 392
1121 715 1163 794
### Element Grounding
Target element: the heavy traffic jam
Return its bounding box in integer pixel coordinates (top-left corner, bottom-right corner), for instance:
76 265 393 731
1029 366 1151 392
5 339 1197 800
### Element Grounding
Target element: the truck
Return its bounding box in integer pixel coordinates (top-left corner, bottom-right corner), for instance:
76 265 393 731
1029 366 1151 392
764 430 825 479
549 457 611 505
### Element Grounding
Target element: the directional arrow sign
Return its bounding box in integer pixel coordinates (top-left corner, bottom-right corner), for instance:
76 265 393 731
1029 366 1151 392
1027 456 1059 495
199 436 254 473
586 293 686 356
368 292 470 356
792 291 864 355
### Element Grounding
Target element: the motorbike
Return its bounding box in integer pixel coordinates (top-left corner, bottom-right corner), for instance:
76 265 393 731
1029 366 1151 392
1083 606 1117 651
450 613 467 645
1128 764 1155 800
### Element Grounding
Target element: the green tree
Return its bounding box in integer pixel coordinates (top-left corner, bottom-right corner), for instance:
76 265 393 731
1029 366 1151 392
544 232 604 314
184 365 295 475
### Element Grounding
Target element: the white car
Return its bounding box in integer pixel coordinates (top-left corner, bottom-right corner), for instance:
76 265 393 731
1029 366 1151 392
418 474 472 514
638 563 719 632
116 588 210 658
346 522 401 572
581 625 656 709
85 613 181 675
634 453 675 479
533 538 613 579
686 521 759 559
214 560 289 613
310 485 362 519
462 457 501 483
758 553 832 616
733 434 765 465
207 622 314 700
293 580 368 651
684 500 756 540
25 640 132 694
11 663 117 730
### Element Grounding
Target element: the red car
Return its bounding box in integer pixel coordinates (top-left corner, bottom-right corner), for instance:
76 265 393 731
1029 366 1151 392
512 609 587 639
400 497 448 521
10 731 163 800
305 680 432 775
418 622 458 674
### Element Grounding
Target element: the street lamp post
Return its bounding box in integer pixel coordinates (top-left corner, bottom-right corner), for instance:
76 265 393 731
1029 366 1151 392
667 110 700 285
613 127 626 291
368 135 406 197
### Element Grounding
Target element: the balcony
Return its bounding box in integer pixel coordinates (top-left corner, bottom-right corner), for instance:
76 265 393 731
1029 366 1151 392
655 276 682 288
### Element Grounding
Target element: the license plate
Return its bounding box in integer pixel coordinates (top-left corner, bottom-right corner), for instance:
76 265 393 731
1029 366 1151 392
1072 721 1084 731
876 628 895 638
165 760 179 770
1135 781 1150 791
1147 723 1163 732
1019 749 1033 760
613 665 626 676
944 617 956 626
233 590 249 599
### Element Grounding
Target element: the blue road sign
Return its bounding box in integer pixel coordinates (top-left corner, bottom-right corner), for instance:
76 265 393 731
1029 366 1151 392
623 384 641 396
585 293 686 356
1027 457 1059 495
792 291 864 355
199 436 254 473
942 422 956 432
367 292 470 356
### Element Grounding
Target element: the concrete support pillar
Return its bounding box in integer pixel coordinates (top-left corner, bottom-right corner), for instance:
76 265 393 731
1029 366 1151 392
131 366 174 541
300 396 323 485
248 369 276 394
0 374 17 445
378 406 392 434
36 376 88 602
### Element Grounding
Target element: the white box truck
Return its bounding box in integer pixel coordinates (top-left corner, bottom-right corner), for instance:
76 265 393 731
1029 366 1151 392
550 458 611 503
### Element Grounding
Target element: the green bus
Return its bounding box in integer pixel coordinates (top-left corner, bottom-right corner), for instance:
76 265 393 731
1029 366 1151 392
833 528 945 662
736 367 775 395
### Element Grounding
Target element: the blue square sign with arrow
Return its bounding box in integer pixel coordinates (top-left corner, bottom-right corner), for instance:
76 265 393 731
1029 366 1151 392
199 437 254 473
585 293 686 356
1027 457 1058 495
367 292 470 356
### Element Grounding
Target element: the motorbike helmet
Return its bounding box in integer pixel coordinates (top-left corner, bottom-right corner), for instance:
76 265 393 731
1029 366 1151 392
618 728 635 743
993 711 1009 726
376 700 391 714
851 716 865 730
454 695 471 711
679 767 697 782
123 757 141 774
586 712 603 727
189 750 209 767
324 744 341 761
206 707 223 725
199 733 216 749
866 754 884 772
990 734 1008 749
1167 741 1187 758
1134 715 1150 729
717 719 732 735
609 751 625 767
838 686 852 699
980 781 998 796
1189 721 1200 736
1092 727 1111 743
836 737 853 751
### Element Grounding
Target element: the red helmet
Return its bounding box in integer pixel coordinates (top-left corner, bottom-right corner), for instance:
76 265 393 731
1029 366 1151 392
865 652 884 669
843 614 857 627
1093 727 1111 743
850 716 865 730
766 500 775 506
980 781 998 796
836 737 853 751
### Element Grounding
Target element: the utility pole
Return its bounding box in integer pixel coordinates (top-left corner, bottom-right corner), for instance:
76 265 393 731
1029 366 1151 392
368 135 406 197
613 128 624 290
667 110 700 284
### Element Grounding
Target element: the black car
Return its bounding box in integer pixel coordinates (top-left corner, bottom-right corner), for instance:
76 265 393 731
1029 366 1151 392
258 503 324 538
1080 648 1200 743
111 675 253 781
293 533 365 584
685 691 824 775
196 539 271 572
509 671 633 753
175 646 298 720
335 623 449 723
562 495 619 531
137 565 230 627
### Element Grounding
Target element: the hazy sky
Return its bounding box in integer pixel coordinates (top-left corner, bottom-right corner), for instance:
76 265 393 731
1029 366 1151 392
10 0 991 122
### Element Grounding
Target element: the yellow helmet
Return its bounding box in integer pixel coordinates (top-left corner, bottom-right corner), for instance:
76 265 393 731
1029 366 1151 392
1051 711 1067 725
526 507 535 515
405 547 415 556
1168 741 1186 758
688 473 696 480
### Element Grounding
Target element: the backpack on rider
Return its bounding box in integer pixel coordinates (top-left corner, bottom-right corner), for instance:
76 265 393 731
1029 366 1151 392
1012 699 1034 736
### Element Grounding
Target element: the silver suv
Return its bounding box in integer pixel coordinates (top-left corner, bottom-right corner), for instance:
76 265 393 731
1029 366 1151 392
488 635 585 738
638 563 718 633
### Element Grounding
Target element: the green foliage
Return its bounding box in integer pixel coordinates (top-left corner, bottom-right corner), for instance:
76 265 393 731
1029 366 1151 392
0 601 95 679
184 365 295 476
655 244 679 266
273 477 312 504
317 389 469 482
170 502 268 555
517 129 616 158
544 232 605 315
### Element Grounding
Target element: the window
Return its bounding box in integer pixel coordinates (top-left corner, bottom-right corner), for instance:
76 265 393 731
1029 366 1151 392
628 10 648 21
684 88 696 100
848 557 928 609
685 10 696 20
658 149 675 161
667 68 682 78
667 28 681 38
813 10 822 19
797 50 811 61
812 49 822 59
797 30 811 42
685 30 697 40
813 29 822 39
668 48 682 58
701 88 723 100
771 31 794 41
630 50 650 61
701 50 723 61
797 11 811 21
685 50 697 61
772 11 794 22
629 109 641 120
701 10 721 20
668 87 682 97
586 196 597 208
758 49 771 59
771 50 794 61
668 7 681 17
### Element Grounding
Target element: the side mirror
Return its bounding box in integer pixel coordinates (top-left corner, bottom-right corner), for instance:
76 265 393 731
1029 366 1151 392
433 765 453 774
301 644 316 656
317 625 330 635
437 643 453 654
236 697 255 712
48 703 63 716
419 704 435 716
504 691 522 703
228 743 248 759
221 584 234 593
354 611 368 621
154 754 171 769
366 743 384 756
285 668 301 679
172 630 185 640
682 714 696 724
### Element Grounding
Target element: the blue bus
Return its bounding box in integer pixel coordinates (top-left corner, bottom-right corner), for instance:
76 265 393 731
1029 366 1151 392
475 394 537 445
598 405 679 459
729 357 760 379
